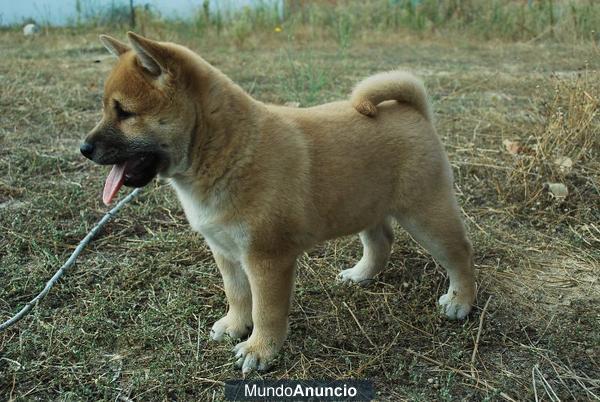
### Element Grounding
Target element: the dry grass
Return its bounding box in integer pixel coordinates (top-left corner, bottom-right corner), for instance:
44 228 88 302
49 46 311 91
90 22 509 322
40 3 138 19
0 26 598 401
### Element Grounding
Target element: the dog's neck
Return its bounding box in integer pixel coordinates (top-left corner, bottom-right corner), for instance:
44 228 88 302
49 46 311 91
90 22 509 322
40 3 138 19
172 53 263 204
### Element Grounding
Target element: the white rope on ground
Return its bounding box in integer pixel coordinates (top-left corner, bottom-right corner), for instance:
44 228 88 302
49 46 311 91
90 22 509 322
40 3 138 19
0 188 142 332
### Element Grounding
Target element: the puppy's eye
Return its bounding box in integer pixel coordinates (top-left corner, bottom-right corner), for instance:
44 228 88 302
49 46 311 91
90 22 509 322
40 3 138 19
114 100 135 120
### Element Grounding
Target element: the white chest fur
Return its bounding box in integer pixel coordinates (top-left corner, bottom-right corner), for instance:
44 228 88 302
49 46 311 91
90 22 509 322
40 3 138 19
171 181 247 262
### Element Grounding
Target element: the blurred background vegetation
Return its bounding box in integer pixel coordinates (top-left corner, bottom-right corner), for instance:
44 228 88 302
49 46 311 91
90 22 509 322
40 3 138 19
5 0 600 45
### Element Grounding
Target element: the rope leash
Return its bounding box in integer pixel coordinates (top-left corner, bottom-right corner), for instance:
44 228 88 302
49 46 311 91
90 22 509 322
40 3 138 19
0 188 142 332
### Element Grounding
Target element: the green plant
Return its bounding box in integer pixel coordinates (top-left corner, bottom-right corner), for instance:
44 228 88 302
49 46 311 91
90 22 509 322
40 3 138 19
278 48 329 106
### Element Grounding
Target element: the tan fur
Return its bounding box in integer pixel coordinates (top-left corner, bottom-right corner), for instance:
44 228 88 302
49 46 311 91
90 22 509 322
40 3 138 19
88 33 476 373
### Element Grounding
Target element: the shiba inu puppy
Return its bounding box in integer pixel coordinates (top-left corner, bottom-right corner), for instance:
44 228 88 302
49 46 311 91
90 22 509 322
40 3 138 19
81 32 476 373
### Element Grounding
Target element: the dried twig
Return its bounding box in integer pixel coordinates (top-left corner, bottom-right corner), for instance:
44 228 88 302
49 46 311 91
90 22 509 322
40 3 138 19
0 188 142 332
532 364 540 402
533 364 560 402
343 301 376 348
192 377 225 386
471 295 492 376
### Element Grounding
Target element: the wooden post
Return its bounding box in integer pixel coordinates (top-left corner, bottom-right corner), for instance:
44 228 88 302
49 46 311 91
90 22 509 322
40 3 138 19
548 0 554 38
130 0 135 29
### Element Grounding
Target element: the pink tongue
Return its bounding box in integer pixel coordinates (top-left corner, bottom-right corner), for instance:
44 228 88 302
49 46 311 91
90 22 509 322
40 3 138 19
102 163 127 206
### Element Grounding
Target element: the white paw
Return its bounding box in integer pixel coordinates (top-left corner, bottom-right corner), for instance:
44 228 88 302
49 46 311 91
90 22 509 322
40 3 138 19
210 314 252 342
233 337 278 374
338 265 375 285
438 287 475 320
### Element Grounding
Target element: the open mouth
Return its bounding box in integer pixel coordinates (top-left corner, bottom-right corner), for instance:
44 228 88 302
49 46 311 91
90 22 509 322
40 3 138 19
103 153 160 205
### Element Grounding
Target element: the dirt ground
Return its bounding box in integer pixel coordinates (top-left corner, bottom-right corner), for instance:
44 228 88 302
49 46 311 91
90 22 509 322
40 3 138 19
0 28 598 401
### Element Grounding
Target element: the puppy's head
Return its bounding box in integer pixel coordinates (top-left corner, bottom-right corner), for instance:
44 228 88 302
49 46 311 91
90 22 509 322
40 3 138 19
82 32 196 205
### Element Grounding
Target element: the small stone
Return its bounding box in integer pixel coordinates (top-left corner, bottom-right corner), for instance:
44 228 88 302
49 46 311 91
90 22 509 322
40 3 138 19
544 182 568 200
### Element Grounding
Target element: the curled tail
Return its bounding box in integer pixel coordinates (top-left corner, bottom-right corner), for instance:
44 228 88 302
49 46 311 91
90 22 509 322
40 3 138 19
351 71 432 122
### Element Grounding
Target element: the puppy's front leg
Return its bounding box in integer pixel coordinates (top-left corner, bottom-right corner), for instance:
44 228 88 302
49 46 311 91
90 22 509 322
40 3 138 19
233 253 296 373
210 252 253 341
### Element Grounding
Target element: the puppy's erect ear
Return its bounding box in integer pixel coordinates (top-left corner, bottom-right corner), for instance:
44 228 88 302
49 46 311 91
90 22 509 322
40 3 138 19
99 35 130 57
127 31 168 76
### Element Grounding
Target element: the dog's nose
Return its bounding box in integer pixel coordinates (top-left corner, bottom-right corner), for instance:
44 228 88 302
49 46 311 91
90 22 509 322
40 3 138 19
80 142 94 158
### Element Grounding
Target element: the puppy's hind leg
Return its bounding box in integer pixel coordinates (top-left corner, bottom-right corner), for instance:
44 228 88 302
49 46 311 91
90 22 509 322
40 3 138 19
395 194 476 320
339 219 394 285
